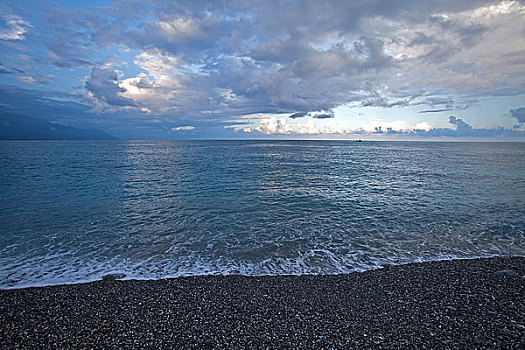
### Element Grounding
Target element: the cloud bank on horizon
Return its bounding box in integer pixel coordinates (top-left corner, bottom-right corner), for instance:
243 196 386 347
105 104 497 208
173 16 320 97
0 0 524 139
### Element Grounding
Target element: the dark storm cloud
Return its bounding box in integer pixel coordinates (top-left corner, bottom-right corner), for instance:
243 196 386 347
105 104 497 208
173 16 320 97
289 111 335 119
85 67 136 108
312 112 335 119
418 109 453 113
289 112 307 119
449 115 473 133
510 107 525 123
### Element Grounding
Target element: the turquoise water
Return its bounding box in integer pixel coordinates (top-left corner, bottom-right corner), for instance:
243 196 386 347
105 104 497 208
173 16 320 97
1 141 524 288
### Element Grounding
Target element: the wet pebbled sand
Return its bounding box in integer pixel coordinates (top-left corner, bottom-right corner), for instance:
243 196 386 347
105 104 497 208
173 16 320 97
1 257 524 349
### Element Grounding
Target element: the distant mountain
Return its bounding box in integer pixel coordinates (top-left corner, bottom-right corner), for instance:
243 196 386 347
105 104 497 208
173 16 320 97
0 113 117 140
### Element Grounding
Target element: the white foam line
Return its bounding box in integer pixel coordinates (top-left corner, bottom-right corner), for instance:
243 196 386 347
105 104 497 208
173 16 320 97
2 253 522 290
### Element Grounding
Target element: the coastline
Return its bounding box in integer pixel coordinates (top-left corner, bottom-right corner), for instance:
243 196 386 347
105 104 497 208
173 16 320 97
1 257 524 348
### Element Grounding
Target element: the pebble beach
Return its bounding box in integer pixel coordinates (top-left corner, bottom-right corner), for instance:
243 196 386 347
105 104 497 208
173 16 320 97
1 257 524 349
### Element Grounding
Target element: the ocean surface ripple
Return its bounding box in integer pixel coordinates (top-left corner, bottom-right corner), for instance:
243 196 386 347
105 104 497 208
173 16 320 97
1 140 524 288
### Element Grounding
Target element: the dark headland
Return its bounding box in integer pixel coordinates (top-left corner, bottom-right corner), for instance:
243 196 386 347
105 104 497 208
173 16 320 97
1 257 524 349
0 113 117 140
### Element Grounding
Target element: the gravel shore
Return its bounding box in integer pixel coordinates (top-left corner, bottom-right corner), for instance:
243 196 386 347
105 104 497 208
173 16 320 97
1 257 524 349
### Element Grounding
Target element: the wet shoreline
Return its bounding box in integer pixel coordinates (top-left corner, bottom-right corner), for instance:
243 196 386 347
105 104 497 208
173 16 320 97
1 257 524 348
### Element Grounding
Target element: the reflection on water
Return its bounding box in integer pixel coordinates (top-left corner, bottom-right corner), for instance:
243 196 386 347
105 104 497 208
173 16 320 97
0 140 524 288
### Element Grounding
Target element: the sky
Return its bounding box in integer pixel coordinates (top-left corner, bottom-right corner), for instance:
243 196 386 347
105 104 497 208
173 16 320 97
1 0 524 140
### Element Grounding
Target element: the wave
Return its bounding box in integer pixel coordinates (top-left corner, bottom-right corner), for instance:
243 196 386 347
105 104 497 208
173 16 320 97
0 250 519 290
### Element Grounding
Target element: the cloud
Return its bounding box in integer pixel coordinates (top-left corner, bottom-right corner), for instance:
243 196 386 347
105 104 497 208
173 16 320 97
0 83 191 140
289 112 307 119
368 116 521 138
312 111 335 119
240 113 521 138
133 49 182 79
448 115 473 133
412 115 522 137
57 2 523 116
356 120 434 134
172 125 195 131
0 62 24 74
418 109 453 113
361 96 414 108
38 7 105 68
0 15 31 40
296 119 349 134
254 116 293 134
2 0 525 140
289 111 334 119
18 74 54 85
85 67 136 112
244 116 349 135
510 107 525 123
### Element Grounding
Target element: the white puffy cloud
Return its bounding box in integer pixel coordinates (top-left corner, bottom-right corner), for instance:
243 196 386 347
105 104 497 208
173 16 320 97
172 125 195 131
245 118 434 136
254 116 293 134
358 120 426 133
295 119 350 135
414 122 434 131
115 49 198 114
238 113 352 135
240 114 520 138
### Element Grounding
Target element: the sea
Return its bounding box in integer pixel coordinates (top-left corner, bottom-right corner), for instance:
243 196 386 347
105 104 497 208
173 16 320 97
1 140 524 289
